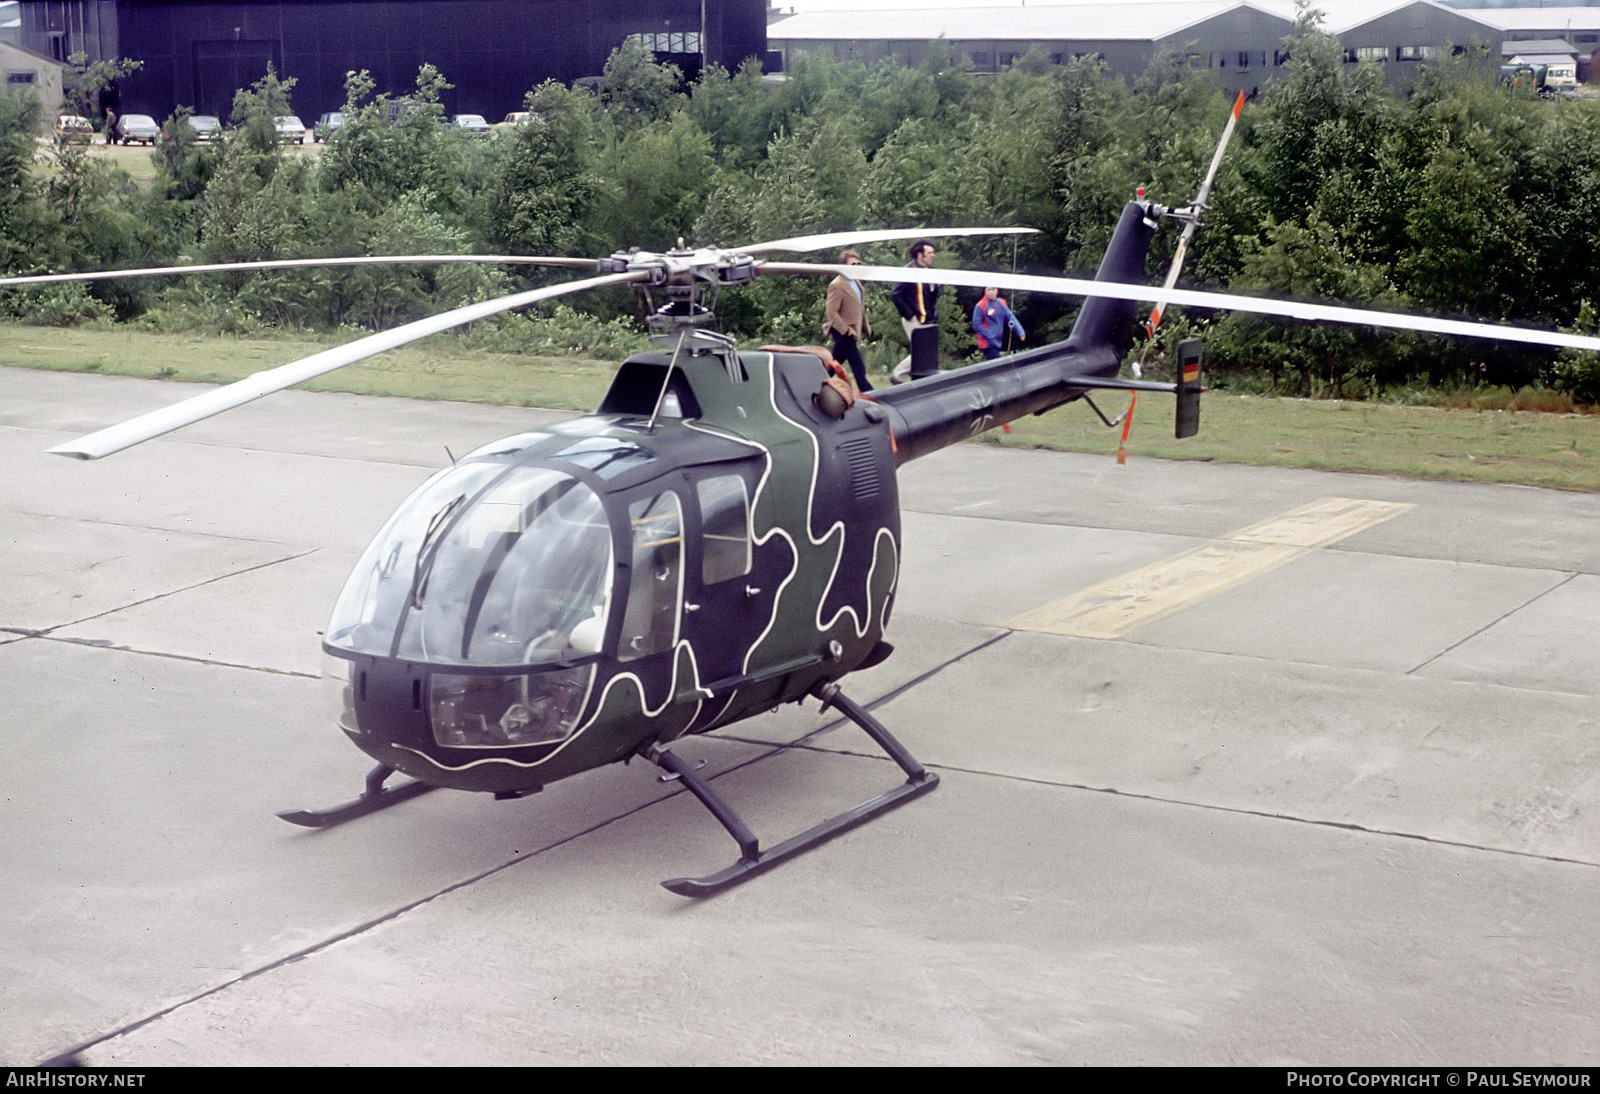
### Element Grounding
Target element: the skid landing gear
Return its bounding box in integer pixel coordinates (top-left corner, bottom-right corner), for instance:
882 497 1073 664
276 763 436 828
650 682 939 898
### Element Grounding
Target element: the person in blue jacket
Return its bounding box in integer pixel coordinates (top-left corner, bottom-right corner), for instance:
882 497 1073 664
972 287 1025 360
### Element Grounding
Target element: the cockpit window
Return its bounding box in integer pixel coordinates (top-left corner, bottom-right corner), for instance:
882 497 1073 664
618 491 683 662
327 463 613 667
550 436 654 480
325 461 503 656
697 473 751 584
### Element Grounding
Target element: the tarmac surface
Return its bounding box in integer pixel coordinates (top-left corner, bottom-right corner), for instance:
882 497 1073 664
3 364 1598 1066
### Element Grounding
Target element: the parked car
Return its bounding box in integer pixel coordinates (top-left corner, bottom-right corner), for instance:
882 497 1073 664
53 115 94 143
450 113 491 136
189 115 222 141
492 110 530 136
312 111 344 142
273 115 307 144
385 98 426 124
160 113 222 142
114 113 160 145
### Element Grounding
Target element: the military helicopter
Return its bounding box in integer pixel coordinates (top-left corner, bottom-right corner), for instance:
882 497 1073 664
35 111 1600 896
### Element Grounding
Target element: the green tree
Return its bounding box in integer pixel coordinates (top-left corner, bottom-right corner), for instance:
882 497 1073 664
61 51 142 121
600 40 683 127
1208 213 1414 395
318 66 465 218
228 65 298 159
485 79 605 254
0 89 50 273
590 111 715 249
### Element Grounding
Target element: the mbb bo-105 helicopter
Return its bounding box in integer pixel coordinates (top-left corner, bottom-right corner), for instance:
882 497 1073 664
36 102 1600 895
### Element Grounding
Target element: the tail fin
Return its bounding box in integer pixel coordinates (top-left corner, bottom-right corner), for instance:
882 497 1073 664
1067 201 1162 357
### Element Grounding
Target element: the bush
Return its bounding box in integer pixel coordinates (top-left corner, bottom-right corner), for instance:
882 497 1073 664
461 305 649 359
1509 386 1576 414
1551 351 1600 407
1 285 114 326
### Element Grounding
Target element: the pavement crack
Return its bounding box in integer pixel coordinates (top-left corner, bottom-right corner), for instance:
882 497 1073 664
24 548 322 640
783 747 1600 873
1106 631 1596 700
47 784 686 1065
1406 571 1581 676
38 634 318 677
13 507 309 546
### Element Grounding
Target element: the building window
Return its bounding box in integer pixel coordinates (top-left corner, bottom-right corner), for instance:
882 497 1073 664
628 31 701 54
969 50 992 68
6 72 35 85
1347 46 1387 64
999 51 1023 68
1274 50 1291 66
1397 45 1437 62
1576 34 1599 45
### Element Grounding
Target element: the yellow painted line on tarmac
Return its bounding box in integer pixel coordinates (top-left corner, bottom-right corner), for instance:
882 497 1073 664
1005 497 1414 639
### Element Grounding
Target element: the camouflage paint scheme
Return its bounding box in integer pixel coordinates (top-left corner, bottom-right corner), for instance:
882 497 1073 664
327 347 900 795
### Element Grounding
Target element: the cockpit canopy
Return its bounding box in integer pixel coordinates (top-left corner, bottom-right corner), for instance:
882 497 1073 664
325 459 612 667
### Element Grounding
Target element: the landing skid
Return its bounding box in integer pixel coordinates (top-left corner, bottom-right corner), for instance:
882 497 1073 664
276 763 436 828
651 682 939 897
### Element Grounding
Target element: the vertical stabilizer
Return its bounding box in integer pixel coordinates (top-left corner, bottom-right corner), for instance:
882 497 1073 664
1067 201 1161 358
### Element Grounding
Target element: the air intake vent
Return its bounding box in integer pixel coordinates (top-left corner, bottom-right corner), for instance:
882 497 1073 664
840 437 879 500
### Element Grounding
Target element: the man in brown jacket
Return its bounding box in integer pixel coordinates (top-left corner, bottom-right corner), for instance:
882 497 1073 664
823 249 874 391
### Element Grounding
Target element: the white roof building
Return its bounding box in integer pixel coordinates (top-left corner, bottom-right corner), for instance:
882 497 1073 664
768 0 1503 89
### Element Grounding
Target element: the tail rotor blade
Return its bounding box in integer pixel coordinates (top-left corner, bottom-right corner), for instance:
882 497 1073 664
1145 90 1246 340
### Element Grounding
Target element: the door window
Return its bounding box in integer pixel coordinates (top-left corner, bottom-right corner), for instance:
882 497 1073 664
697 474 751 585
619 492 683 661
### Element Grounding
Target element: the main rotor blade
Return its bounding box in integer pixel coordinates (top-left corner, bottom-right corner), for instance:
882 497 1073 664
737 226 1039 256
1 254 598 288
763 261 1600 355
48 270 647 460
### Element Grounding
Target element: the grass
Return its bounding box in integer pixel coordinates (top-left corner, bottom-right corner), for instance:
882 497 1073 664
5 322 1599 491
32 138 323 188
988 392 1600 492
0 324 617 412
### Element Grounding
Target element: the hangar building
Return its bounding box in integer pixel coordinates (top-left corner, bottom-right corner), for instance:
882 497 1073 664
767 1 1504 93
9 0 768 121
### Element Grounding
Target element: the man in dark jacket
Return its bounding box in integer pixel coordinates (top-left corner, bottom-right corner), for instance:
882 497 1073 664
890 240 940 382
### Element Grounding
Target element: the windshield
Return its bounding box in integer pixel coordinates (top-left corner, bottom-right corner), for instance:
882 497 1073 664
326 462 613 667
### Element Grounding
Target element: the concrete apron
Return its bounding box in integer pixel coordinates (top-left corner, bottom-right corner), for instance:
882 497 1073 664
2 366 1596 1065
